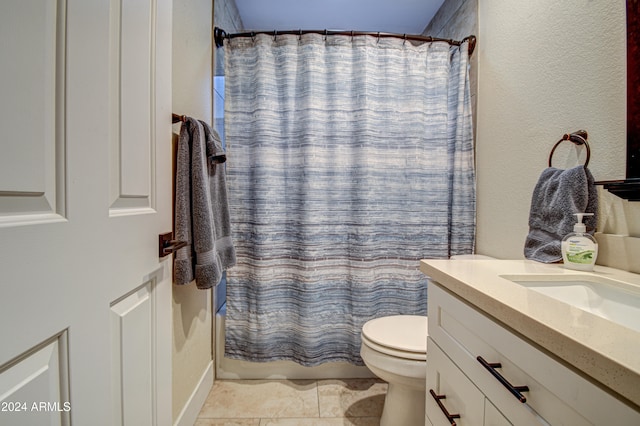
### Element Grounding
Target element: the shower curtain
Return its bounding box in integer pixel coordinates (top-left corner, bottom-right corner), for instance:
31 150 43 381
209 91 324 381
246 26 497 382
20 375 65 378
223 33 475 366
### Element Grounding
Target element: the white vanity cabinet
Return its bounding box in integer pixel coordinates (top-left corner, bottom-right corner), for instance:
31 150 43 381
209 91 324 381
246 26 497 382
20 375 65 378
425 282 640 426
426 339 510 426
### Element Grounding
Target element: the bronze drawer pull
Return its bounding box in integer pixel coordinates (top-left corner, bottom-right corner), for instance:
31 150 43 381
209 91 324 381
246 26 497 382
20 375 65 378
429 389 461 425
477 355 530 403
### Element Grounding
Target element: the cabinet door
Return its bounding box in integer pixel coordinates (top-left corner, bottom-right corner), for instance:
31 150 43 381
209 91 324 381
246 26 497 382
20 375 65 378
427 338 485 426
485 399 511 426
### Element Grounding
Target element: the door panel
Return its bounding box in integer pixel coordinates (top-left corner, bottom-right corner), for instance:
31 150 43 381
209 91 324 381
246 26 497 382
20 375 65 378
0 0 172 424
0 333 70 426
111 282 154 425
109 0 155 213
0 0 66 224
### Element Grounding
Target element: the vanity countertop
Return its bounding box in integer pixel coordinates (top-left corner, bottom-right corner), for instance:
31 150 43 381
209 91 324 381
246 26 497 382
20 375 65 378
420 259 640 409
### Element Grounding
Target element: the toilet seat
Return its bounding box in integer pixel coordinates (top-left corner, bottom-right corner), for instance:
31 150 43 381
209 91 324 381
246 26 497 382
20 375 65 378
361 315 427 361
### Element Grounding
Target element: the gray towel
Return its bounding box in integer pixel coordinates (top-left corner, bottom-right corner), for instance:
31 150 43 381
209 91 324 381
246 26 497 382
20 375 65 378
202 120 227 165
524 165 598 263
201 120 236 273
174 118 236 289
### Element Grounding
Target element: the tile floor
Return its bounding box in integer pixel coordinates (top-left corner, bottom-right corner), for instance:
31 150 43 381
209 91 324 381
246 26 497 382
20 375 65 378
195 379 387 426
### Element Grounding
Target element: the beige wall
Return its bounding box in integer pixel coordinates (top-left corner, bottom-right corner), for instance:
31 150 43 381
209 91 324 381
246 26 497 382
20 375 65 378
172 0 214 422
475 1 637 261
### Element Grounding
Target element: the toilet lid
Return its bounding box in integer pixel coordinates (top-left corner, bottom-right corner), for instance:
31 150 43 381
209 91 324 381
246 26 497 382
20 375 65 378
362 315 428 354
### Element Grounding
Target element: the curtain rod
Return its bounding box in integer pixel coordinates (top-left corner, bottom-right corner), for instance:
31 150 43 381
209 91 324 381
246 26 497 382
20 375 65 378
213 27 476 56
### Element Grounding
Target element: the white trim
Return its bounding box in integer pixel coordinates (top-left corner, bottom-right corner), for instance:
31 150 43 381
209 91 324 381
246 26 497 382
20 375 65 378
173 360 213 426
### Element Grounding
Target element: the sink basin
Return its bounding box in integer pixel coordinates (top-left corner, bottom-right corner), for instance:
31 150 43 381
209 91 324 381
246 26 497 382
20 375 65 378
500 274 640 332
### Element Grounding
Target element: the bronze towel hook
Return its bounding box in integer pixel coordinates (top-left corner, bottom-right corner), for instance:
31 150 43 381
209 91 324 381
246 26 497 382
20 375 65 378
548 130 591 168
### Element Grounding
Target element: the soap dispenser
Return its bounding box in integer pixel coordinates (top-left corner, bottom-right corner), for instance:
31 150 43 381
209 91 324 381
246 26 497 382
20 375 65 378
561 213 598 271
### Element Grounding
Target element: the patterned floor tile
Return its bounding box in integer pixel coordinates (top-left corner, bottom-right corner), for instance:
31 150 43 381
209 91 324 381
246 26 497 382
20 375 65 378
259 418 380 426
198 380 319 419
195 419 261 426
317 379 387 418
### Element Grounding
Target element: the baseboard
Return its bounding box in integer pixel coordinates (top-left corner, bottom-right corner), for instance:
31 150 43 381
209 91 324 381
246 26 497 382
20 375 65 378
173 360 214 426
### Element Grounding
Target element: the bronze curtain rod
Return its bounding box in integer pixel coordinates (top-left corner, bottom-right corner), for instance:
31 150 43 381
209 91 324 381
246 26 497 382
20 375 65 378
213 27 476 56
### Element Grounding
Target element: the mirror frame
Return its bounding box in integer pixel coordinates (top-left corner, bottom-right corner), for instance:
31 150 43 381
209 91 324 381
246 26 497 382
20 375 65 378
628 0 639 178
601 1 640 200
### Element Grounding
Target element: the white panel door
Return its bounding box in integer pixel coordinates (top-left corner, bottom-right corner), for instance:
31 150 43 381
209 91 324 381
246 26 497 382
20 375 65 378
0 0 173 425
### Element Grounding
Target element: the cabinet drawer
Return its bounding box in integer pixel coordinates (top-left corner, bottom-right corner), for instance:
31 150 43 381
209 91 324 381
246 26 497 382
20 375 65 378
485 399 511 426
428 282 640 425
426 339 484 426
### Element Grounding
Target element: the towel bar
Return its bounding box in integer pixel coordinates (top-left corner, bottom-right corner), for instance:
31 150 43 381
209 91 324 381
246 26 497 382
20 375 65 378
172 113 187 124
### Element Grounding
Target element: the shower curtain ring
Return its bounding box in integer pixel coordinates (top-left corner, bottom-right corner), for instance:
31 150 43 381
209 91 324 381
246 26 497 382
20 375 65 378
403 34 407 45
273 30 277 41
324 29 328 41
299 29 303 41
377 32 380 44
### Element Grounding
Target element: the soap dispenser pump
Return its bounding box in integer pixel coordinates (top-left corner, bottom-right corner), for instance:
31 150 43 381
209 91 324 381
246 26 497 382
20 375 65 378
561 213 598 271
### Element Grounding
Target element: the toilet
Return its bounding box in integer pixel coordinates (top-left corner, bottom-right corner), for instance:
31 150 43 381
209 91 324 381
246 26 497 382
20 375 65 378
360 255 494 425
360 315 428 426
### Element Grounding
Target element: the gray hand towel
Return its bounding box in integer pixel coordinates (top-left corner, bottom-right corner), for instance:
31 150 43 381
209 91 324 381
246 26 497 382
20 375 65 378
174 118 236 289
524 165 598 263
202 120 227 165
174 119 195 285
201 121 236 273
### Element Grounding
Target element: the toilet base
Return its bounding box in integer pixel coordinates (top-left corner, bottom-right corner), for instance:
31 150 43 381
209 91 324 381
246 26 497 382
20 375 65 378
380 382 425 426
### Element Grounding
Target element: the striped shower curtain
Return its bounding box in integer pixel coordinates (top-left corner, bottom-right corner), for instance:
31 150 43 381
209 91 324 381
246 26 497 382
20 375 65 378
223 33 475 366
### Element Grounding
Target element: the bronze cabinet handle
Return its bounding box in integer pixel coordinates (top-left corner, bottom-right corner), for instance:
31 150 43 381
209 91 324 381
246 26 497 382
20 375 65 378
429 389 461 425
477 355 529 403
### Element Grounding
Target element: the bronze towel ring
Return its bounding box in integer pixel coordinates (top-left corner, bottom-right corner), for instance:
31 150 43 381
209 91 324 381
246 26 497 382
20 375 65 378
548 130 590 168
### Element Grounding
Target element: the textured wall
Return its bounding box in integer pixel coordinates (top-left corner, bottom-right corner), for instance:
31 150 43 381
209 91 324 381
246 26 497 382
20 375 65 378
475 1 628 259
214 0 245 75
172 0 214 421
213 0 245 171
